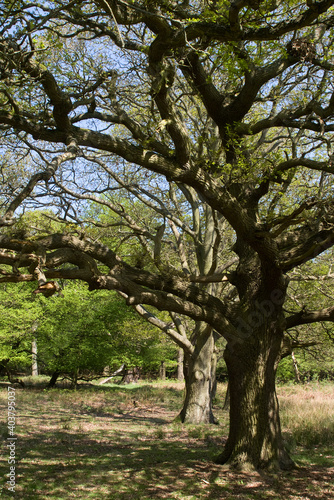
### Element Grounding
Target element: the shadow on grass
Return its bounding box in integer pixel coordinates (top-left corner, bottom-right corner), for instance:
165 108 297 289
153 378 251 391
1 384 333 500
1 423 333 500
0 426 215 499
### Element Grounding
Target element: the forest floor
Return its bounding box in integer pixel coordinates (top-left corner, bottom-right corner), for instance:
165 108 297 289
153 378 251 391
0 379 333 499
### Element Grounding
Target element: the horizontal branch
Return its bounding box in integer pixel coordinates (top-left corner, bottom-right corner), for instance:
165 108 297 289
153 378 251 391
274 158 334 177
286 305 334 329
0 114 279 262
0 233 237 338
281 228 334 271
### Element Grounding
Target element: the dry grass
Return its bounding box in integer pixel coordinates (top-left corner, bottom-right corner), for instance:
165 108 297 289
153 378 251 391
0 380 333 499
278 383 334 451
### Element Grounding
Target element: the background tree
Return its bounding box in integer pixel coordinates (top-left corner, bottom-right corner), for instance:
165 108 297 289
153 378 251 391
0 282 39 385
1 0 334 470
80 180 236 423
36 283 118 388
0 279 179 386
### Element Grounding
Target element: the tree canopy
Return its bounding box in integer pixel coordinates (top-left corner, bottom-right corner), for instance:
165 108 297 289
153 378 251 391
1 0 334 470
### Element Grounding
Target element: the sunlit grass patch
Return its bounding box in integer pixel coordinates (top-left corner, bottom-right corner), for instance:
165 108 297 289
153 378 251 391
278 382 334 448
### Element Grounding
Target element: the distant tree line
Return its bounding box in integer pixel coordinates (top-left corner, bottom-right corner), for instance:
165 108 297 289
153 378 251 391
0 281 180 387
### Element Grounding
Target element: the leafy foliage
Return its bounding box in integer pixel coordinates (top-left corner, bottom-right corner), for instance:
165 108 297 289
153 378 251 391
0 281 178 383
0 283 39 374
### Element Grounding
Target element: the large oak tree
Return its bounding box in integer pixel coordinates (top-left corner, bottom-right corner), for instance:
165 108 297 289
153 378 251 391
1 0 334 470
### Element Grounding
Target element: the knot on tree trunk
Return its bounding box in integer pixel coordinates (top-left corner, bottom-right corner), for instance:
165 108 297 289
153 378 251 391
194 370 204 381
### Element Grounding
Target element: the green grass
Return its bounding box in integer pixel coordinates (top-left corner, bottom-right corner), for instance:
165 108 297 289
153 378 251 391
0 380 333 499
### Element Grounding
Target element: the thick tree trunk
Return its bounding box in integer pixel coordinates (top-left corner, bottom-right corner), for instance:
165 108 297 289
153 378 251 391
178 325 217 424
216 325 294 470
223 381 230 410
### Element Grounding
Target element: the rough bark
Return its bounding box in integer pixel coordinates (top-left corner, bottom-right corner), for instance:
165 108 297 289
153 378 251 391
223 382 230 411
216 323 294 470
178 325 217 424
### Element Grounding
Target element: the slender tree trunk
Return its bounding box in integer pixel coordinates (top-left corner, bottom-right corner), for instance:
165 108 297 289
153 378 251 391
178 325 217 424
291 351 301 383
210 342 217 401
32 338 38 376
47 371 60 388
159 361 166 380
177 349 184 381
216 324 294 470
